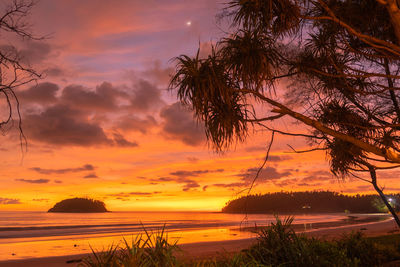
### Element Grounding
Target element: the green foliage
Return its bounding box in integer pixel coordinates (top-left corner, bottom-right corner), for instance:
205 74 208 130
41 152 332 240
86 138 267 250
79 225 181 267
337 232 380 266
170 49 249 151
80 245 119 267
317 101 372 176
80 218 400 267
372 197 389 213
243 216 352 266
237 216 400 267
219 29 279 90
228 0 300 36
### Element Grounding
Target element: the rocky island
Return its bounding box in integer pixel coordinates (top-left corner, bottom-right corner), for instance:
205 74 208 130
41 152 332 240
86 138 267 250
48 197 108 213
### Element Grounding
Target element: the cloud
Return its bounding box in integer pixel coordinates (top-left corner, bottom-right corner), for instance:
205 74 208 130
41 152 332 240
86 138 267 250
112 133 138 147
30 164 95 175
160 102 205 146
24 105 112 146
18 82 59 104
300 170 332 184
341 185 374 193
169 168 224 178
297 183 312 187
108 191 162 199
19 41 53 64
268 169 334 188
0 41 53 67
140 60 173 85
129 79 164 111
212 182 247 188
212 181 250 190
268 155 292 161
32 198 49 202
153 176 201 191
187 157 199 163
156 177 175 182
114 115 157 133
19 80 162 148
24 101 138 147
83 173 98 179
237 166 292 182
60 82 126 111
356 185 372 191
378 187 400 192
374 170 400 180
244 145 268 152
182 180 200 191
156 168 224 191
273 178 299 187
15 178 50 184
0 198 21 204
45 66 66 77
17 79 166 148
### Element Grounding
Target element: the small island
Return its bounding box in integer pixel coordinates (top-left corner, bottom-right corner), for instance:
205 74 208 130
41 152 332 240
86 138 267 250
48 197 108 213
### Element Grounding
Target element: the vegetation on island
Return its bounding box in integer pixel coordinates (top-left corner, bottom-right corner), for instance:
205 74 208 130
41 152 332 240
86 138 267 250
222 191 400 214
79 218 400 267
48 197 108 213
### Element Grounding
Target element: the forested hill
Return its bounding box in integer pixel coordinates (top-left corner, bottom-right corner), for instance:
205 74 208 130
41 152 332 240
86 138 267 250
48 198 108 213
222 191 400 214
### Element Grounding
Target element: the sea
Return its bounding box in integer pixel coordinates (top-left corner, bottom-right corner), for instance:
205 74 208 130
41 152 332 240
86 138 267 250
0 211 387 260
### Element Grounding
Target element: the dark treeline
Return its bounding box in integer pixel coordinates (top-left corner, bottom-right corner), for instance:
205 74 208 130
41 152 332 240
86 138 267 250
222 191 400 214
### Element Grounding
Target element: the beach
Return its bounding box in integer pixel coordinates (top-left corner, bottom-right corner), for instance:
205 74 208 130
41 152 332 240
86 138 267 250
0 211 363 260
0 216 397 267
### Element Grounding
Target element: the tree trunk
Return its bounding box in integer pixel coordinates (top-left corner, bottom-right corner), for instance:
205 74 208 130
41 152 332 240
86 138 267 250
384 0 400 45
368 166 400 227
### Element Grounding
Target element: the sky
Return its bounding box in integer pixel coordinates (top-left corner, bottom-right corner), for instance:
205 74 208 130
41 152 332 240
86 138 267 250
0 0 398 211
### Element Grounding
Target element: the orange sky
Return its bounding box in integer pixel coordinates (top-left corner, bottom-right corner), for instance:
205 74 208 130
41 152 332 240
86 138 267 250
0 0 398 211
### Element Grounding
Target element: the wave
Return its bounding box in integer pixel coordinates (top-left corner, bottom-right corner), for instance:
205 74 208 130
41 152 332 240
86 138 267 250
0 223 144 232
0 221 239 239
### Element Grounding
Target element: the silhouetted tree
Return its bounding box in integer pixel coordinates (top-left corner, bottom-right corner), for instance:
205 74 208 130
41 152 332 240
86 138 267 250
169 0 400 226
0 0 42 143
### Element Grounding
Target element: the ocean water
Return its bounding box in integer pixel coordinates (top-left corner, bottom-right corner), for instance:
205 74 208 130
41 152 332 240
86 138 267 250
0 211 382 260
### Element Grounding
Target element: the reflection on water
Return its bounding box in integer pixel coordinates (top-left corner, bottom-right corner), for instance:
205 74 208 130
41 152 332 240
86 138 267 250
0 211 385 260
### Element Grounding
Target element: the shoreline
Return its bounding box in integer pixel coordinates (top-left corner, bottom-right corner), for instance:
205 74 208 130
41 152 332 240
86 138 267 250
236 213 388 234
0 216 398 267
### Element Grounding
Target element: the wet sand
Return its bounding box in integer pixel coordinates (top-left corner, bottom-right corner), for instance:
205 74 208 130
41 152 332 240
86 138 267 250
0 217 398 267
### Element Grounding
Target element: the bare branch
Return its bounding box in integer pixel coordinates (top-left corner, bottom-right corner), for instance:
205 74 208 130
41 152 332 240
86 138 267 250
286 144 326 154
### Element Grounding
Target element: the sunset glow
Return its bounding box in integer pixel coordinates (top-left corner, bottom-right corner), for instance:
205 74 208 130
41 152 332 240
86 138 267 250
1 0 398 213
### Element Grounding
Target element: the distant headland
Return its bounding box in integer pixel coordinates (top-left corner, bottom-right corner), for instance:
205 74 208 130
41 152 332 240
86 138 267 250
48 197 108 213
222 191 400 214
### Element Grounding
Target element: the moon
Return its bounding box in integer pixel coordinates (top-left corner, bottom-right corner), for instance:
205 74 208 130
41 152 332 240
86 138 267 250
186 21 192 26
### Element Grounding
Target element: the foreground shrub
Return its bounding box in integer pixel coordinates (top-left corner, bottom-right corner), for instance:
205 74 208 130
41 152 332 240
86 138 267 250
241 216 354 266
79 225 180 267
80 218 400 267
239 216 400 267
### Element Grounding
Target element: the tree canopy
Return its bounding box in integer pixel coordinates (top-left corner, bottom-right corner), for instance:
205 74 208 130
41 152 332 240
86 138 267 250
222 191 400 214
169 0 400 226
